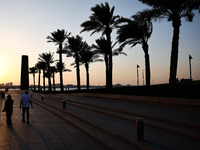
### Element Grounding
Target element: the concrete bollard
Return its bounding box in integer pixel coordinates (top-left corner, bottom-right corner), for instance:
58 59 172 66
136 118 144 141
41 95 43 101
63 100 66 109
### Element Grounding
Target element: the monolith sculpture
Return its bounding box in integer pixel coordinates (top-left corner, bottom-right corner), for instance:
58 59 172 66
20 55 29 90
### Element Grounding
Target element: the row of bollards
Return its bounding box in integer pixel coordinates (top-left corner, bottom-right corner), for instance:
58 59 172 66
16 91 24 95
39 94 144 140
40 95 66 109
14 90 144 141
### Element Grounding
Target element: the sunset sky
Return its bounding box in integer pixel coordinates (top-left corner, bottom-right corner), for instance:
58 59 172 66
0 0 200 86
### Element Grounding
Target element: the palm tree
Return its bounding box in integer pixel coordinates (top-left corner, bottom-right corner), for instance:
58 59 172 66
56 62 71 74
41 62 47 92
138 0 200 89
79 46 103 90
50 66 57 91
29 66 37 91
65 35 86 90
47 29 71 91
80 2 120 88
116 10 153 87
36 62 46 91
38 52 54 91
56 62 71 90
91 37 110 88
91 37 126 88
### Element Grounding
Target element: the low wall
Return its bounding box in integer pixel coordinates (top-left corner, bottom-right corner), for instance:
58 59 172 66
67 93 200 107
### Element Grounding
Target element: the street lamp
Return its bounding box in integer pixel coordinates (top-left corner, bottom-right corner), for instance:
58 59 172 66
189 55 193 84
137 65 140 86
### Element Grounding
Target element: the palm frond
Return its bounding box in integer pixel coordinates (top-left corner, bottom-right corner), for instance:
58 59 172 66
47 29 70 45
29 67 38 74
80 2 117 38
63 69 72 72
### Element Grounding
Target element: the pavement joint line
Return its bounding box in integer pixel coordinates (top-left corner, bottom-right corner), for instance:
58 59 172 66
45 95 200 130
31 99 117 150
12 92 116 149
42 96 200 141
32 97 151 150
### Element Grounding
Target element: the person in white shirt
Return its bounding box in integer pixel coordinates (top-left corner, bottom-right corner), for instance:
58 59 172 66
19 91 33 123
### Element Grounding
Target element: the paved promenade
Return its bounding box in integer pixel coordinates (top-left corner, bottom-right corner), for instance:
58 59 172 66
0 91 108 150
0 90 200 150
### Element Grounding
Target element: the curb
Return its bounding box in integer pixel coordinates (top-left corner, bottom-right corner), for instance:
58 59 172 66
66 93 200 107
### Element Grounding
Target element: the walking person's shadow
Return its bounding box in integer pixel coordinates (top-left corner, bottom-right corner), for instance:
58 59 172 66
9 126 29 149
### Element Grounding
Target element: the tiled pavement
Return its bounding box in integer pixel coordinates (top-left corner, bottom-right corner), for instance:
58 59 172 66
0 91 108 150
1 90 200 150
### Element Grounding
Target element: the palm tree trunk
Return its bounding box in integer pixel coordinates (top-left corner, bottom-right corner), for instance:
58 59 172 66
38 70 41 91
53 73 56 91
33 74 35 91
142 42 151 87
43 69 45 92
106 29 112 89
105 55 109 89
47 65 52 91
108 51 112 89
169 18 181 90
85 63 89 90
59 44 64 92
76 54 81 90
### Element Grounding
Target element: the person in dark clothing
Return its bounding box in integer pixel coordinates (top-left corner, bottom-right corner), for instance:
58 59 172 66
2 95 14 125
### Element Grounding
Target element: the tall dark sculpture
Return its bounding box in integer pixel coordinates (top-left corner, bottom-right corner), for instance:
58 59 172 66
20 55 29 90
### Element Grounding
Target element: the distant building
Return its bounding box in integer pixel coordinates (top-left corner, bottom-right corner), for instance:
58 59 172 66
5 82 13 87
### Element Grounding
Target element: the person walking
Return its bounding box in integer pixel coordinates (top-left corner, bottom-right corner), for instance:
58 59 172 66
2 95 14 125
19 91 33 123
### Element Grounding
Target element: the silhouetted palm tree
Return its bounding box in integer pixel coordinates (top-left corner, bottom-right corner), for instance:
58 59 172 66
50 66 57 91
55 62 71 91
117 10 153 87
92 37 126 88
79 46 103 90
80 2 119 88
65 35 86 90
56 62 71 74
47 29 71 91
29 66 37 91
35 62 46 91
41 62 47 92
38 52 54 91
91 37 110 88
138 0 200 89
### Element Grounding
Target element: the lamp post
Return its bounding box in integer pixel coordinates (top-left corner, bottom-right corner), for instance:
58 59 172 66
137 65 140 86
189 55 193 84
